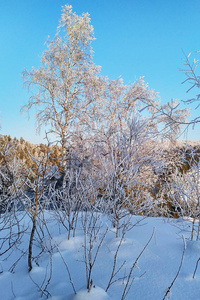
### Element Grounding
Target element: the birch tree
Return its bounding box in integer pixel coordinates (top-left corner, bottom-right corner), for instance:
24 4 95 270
22 5 100 150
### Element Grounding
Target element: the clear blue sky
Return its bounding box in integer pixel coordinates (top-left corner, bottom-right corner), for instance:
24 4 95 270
1 0 200 143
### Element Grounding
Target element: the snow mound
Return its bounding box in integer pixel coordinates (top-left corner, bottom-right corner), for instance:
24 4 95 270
72 286 110 300
53 235 84 251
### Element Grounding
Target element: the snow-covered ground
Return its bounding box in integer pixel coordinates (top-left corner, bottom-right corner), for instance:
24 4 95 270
1 212 200 300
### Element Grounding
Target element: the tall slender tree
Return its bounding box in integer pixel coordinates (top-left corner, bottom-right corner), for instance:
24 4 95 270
22 5 100 150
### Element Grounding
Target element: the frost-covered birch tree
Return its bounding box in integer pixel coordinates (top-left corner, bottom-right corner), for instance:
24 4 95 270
22 5 100 150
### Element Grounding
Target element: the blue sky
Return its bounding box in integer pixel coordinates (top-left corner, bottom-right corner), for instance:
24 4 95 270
1 0 200 143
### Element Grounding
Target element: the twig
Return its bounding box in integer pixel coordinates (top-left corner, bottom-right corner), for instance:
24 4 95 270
105 227 127 292
163 235 186 300
193 256 200 279
121 227 155 300
56 246 77 295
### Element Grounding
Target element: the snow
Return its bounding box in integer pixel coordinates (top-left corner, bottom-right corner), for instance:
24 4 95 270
72 286 110 300
1 212 200 299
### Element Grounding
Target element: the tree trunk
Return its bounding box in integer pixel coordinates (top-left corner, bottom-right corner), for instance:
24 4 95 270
28 215 36 272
